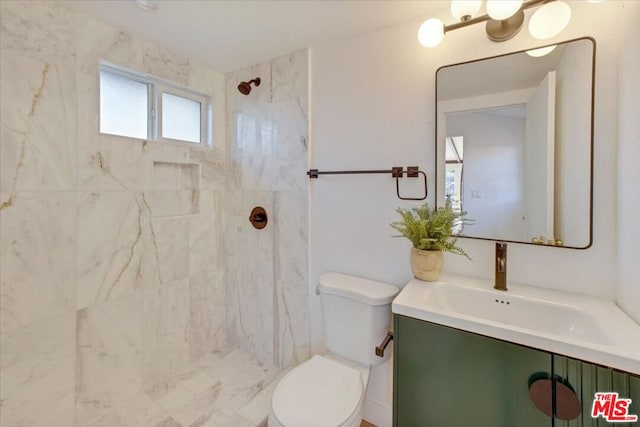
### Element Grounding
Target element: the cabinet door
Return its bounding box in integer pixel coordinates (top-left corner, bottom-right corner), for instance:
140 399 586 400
394 315 552 427
554 356 640 427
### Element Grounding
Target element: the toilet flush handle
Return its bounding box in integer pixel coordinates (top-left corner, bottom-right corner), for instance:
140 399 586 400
375 331 394 357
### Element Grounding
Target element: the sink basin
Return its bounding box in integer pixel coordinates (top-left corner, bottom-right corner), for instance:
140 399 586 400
392 273 640 374
429 282 611 345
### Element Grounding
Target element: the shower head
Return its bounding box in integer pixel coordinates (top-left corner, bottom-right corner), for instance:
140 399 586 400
237 78 261 95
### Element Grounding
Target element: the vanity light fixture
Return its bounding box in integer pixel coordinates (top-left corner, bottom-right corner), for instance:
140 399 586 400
418 0 601 48
528 1 571 40
525 44 557 57
486 0 523 21
450 0 482 21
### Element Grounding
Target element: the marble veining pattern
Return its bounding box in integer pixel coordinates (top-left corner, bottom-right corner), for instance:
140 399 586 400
0 1 308 425
272 49 308 104
75 292 144 426
229 99 307 192
188 269 225 361
76 192 154 310
77 99 146 192
0 192 77 332
225 191 276 364
273 191 310 367
0 1 76 64
225 49 309 368
78 345 281 427
0 50 76 196
0 313 76 427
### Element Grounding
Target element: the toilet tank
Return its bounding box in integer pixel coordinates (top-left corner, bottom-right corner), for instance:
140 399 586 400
318 272 400 366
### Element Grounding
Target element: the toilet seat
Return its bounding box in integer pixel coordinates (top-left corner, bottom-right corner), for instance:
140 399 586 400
271 355 364 427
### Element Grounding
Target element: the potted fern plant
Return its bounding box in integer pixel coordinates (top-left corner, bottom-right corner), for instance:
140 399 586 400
391 204 471 281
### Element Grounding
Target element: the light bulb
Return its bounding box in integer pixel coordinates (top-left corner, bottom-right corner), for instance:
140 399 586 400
418 18 445 48
529 1 571 40
451 0 482 21
486 0 523 20
526 45 557 57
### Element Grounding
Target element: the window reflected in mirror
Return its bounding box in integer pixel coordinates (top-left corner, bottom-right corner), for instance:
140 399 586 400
445 136 463 210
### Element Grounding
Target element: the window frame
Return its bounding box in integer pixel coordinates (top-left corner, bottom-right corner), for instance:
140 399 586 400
99 62 212 147
156 85 208 145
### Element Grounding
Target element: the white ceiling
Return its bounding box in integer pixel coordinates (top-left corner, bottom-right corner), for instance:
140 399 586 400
437 42 569 100
63 0 448 72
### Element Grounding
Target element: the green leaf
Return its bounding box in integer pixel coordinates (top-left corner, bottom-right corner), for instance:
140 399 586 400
390 204 473 260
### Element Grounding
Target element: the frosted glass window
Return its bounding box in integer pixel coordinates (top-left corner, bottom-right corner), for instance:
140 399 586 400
99 70 148 139
161 93 201 143
99 63 211 146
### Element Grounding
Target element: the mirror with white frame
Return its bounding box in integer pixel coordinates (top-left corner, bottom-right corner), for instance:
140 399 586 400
436 37 594 248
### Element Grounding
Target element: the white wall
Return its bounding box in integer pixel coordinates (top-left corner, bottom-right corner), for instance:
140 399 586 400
554 39 593 247
616 23 640 324
309 2 639 426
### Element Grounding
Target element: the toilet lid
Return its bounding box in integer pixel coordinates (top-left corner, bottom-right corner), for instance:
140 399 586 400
272 355 363 427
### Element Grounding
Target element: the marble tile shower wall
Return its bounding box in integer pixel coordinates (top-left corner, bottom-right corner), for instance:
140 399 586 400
225 51 310 368
0 2 226 426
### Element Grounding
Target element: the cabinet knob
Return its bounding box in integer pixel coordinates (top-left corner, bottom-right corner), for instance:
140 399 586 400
528 372 581 420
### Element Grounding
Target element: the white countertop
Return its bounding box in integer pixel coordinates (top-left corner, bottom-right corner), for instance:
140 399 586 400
392 273 640 375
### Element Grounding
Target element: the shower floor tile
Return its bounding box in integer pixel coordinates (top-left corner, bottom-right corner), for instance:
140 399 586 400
82 345 285 427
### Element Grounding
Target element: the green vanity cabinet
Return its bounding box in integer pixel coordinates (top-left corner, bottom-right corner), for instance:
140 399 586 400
393 315 640 427
553 356 640 427
393 315 552 427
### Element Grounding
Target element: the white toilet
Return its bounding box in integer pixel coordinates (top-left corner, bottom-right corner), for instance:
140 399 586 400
269 272 400 427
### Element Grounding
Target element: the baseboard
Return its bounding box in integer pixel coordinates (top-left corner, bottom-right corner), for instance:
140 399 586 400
363 397 392 427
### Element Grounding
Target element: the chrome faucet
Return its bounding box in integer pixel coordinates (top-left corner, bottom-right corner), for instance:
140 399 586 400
494 242 507 291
